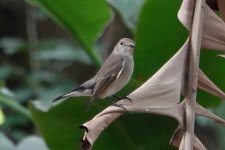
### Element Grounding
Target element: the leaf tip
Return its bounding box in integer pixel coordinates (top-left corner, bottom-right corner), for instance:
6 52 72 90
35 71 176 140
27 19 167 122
80 138 91 150
79 125 91 150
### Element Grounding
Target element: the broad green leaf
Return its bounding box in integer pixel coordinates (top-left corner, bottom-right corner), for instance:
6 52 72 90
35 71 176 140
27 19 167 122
134 0 188 79
36 40 92 65
32 0 112 66
30 98 100 150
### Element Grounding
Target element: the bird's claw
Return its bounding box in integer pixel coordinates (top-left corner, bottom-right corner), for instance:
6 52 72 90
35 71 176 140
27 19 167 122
111 103 127 112
113 95 133 102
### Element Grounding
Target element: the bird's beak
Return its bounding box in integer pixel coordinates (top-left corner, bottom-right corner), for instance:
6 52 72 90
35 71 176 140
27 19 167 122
128 43 135 48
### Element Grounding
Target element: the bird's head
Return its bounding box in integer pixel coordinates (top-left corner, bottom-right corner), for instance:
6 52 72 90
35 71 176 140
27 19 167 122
113 38 135 56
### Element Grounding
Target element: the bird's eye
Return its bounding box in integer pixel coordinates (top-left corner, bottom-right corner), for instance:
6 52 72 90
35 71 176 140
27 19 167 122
120 41 124 46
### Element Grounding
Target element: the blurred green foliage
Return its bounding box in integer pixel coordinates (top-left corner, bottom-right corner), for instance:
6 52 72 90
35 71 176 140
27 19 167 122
0 133 48 150
0 109 5 125
1 0 225 150
32 0 112 67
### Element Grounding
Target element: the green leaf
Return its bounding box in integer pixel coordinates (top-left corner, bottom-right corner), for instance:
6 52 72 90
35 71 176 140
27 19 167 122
134 0 188 80
32 0 112 67
0 108 5 125
0 83 32 120
30 98 94 150
36 40 92 65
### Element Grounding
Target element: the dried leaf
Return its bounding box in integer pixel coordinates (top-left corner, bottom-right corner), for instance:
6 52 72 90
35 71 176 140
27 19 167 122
177 0 195 29
178 1 205 148
179 136 185 150
170 127 206 150
125 39 189 107
178 0 225 51
193 134 207 150
198 69 225 100
80 107 123 150
80 102 185 149
195 103 225 127
170 127 183 147
202 5 225 51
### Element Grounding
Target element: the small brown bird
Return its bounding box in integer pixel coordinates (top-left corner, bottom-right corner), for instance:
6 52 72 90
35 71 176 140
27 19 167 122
52 38 135 106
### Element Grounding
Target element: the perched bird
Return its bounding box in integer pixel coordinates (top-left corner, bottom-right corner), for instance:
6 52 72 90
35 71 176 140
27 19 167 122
52 38 135 106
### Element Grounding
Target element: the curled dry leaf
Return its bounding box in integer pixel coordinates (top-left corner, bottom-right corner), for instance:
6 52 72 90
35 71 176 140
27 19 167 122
202 5 225 51
80 106 123 149
178 0 225 51
80 103 185 150
170 127 183 147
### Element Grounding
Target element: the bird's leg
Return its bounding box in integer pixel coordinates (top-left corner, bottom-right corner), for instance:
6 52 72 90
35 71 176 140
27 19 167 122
111 102 127 112
112 95 132 102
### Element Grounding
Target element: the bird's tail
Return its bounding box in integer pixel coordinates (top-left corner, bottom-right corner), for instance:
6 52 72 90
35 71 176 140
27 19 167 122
51 86 92 106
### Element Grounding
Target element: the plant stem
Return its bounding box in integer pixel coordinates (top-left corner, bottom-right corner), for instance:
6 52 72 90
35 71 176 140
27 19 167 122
26 4 39 72
184 0 205 149
0 95 32 120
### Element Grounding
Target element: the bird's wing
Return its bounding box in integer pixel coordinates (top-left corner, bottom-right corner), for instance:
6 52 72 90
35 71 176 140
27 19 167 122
92 56 125 100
